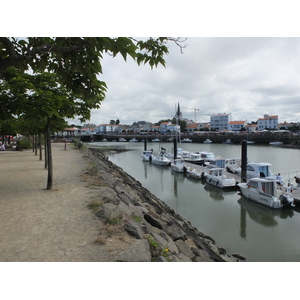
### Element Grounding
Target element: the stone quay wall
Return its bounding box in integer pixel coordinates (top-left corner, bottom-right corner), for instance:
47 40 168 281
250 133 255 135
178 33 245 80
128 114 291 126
84 147 246 262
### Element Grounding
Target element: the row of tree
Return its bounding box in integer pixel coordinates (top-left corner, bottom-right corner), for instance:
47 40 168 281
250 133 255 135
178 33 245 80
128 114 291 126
0 37 184 189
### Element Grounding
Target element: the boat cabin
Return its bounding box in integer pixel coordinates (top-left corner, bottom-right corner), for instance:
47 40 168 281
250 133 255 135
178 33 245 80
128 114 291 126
246 162 274 179
247 178 277 196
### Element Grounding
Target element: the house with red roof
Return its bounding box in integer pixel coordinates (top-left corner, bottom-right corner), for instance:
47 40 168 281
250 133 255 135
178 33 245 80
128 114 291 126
228 121 247 131
257 114 278 130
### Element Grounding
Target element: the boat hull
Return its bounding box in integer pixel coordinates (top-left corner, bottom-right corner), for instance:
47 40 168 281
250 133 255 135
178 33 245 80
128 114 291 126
206 175 236 188
238 183 294 208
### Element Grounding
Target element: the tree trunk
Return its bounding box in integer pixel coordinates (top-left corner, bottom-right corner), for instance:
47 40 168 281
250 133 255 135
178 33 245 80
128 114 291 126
46 121 53 190
44 132 48 169
39 133 42 161
34 134 38 156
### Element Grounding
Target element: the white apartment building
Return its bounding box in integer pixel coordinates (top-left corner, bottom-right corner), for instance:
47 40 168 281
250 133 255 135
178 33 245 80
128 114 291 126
257 114 278 130
210 113 231 131
228 121 247 131
160 122 180 133
96 124 120 133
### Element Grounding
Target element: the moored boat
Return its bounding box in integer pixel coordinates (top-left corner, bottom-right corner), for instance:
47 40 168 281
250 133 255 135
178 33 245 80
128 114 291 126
186 166 204 179
270 141 283 146
170 159 187 173
222 139 233 144
184 152 205 165
151 148 171 166
238 178 295 208
141 150 153 162
181 138 193 143
195 151 219 164
203 139 212 144
205 167 237 188
234 162 282 184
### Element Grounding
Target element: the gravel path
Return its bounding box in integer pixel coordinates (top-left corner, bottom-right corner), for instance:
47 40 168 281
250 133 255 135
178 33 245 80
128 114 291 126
0 143 113 262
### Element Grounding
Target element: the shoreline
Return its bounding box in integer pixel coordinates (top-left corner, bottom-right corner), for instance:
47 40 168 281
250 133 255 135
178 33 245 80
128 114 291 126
0 142 245 261
84 146 246 261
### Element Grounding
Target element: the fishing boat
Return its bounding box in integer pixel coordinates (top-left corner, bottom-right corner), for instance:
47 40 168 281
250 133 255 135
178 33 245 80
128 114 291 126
170 159 187 173
238 178 295 208
141 150 153 162
205 168 237 188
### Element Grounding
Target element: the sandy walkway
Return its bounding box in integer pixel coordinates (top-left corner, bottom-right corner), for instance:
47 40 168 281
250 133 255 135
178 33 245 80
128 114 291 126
0 143 112 262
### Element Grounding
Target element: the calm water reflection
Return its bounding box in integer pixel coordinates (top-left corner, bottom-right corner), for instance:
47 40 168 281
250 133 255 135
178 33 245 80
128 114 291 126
91 141 300 261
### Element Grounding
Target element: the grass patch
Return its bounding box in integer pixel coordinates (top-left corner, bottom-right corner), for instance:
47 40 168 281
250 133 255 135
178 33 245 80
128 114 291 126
145 234 171 262
132 215 143 223
105 214 123 225
87 201 102 211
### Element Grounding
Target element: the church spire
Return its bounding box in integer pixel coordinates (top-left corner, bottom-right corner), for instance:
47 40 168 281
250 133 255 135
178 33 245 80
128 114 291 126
175 102 182 120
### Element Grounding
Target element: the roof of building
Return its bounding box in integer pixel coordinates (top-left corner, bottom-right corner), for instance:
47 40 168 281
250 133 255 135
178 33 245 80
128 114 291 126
229 121 246 125
258 115 278 120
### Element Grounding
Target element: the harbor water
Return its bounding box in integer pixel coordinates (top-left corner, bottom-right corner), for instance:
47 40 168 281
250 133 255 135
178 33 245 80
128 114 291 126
91 141 300 262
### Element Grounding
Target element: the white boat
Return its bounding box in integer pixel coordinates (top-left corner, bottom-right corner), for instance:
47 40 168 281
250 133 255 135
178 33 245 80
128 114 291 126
152 138 160 142
170 159 187 173
129 138 138 142
141 150 153 162
181 138 193 143
196 151 219 163
177 148 189 158
152 154 171 166
102 138 107 142
184 152 205 165
151 148 171 166
225 158 242 173
238 178 295 208
186 166 204 179
269 141 282 146
119 138 126 142
222 139 233 144
203 139 212 144
205 168 237 188
234 162 283 184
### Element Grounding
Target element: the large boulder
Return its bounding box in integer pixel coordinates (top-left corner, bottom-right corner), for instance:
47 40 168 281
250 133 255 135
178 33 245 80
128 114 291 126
115 240 151 262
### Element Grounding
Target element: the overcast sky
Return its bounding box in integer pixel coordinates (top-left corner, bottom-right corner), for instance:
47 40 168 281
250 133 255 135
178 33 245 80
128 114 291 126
5 2 300 127
68 37 300 126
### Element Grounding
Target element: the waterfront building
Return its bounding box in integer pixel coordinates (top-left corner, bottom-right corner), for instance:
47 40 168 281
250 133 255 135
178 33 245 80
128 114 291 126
130 121 152 133
257 114 278 130
245 124 258 132
186 123 199 132
96 124 120 134
210 113 231 131
160 121 180 133
228 121 247 131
